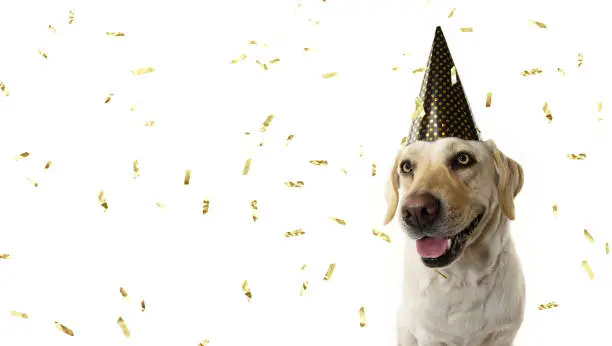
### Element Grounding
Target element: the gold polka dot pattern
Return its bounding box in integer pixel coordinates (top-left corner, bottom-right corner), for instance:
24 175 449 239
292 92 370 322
407 26 481 144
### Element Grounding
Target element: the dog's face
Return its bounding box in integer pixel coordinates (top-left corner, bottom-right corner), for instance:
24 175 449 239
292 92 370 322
384 137 523 268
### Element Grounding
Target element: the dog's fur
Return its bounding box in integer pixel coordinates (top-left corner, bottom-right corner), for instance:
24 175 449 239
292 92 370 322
384 138 525 346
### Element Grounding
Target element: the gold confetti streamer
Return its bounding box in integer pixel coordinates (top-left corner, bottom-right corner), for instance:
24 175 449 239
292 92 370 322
242 158 252 175
543 102 552 122
434 269 448 279
329 217 346 225
15 152 30 160
322 72 338 78
98 191 108 211
597 102 603 112
324 263 336 280
285 181 304 188
106 32 125 36
104 93 114 104
411 96 425 119
144 121 155 126
27 178 39 187
584 229 594 244
133 160 139 178
68 9 75 24
141 300 146 312
537 302 558 310
256 60 268 70
38 49 48 59
557 68 566 76
117 317 130 338
309 160 328 166
300 281 308 296
392 66 400 71
0 81 9 96
450 66 457 85
199 341 210 346
0 254 10 259
44 161 52 170
521 68 542 76
448 8 456 18
567 153 587 160
552 204 558 216
48 25 57 33
285 229 305 238
400 136 407 145
412 67 425 74
131 67 155 76
184 170 191 185
606 243 610 254
528 20 547 28
372 229 391 243
242 280 252 301
359 307 366 327
251 200 258 222
372 163 377 176
55 322 74 336
285 134 295 146
582 260 594 280
202 200 210 215
577 53 583 67
485 92 492 108
10 311 29 318
260 114 274 132
303 47 311 52
120 287 128 298
460 27 473 32
269 58 281 64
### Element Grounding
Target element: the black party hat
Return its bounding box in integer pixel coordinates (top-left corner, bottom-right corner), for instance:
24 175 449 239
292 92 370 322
407 26 480 144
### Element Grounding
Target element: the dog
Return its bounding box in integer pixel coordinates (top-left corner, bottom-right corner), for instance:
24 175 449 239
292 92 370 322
384 137 525 346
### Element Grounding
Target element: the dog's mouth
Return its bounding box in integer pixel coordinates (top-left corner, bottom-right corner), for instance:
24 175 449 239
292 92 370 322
417 214 484 268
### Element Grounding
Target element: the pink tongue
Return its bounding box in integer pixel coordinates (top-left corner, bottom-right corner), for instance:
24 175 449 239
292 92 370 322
416 237 449 258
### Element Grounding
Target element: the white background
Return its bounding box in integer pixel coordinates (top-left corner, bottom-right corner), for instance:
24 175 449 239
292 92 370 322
1 0 611 345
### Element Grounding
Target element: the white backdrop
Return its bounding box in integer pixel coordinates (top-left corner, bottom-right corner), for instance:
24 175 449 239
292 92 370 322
1 0 611 345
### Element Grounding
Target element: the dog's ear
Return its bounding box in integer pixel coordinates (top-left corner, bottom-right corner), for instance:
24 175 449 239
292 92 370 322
383 149 402 225
486 140 524 220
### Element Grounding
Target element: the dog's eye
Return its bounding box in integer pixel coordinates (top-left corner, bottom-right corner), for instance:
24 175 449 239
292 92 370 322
453 152 474 168
400 160 414 174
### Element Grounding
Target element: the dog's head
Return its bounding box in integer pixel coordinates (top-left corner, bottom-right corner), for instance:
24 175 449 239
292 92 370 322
383 137 523 268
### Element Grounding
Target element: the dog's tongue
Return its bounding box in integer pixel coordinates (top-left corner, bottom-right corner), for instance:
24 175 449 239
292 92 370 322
416 237 449 258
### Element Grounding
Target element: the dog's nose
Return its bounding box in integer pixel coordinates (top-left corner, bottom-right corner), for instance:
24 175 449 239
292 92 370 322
402 193 441 228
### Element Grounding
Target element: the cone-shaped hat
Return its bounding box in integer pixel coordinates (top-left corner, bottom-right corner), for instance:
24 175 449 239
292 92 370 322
407 26 480 144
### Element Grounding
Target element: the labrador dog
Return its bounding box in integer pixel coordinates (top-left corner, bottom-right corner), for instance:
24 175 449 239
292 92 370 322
384 137 525 346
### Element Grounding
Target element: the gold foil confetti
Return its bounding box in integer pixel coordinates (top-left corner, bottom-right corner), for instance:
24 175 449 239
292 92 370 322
304 47 311 51
582 260 594 280
269 58 281 64
55 322 74 336
251 200 258 222
598 102 603 112
411 96 425 119
557 68 566 76
322 72 338 78
68 9 75 24
48 25 57 33
130 105 136 111
412 67 425 74
141 300 146 312
392 66 400 71
309 160 328 166
300 264 307 271
44 161 52 170
450 66 457 85
323 263 336 280
400 136 407 145
240 54 248 60
184 170 192 185
285 181 304 188
202 200 210 214
485 92 492 108
567 153 587 160
133 160 139 178
434 269 448 279
0 81 9 96
199 341 210 346
144 121 155 126
10 311 29 318
131 67 155 76
104 93 114 104
460 27 473 32
260 114 274 132
120 287 128 298
529 20 547 28
117 317 130 338
242 280 252 301
242 158 252 175
156 201 166 208
256 60 268 70
27 178 39 187
248 40 257 44
15 152 30 160
543 102 552 122
606 243 610 254
98 191 108 211
584 229 594 244
106 32 126 36
401 52 411 56
359 307 366 327
552 204 558 216
577 53 583 67
38 50 48 59
448 8 456 18
285 134 295 146
0 254 10 259
329 217 346 225
300 281 309 296
372 163 377 176
537 302 558 310
521 68 542 77
372 228 391 243
285 229 305 238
